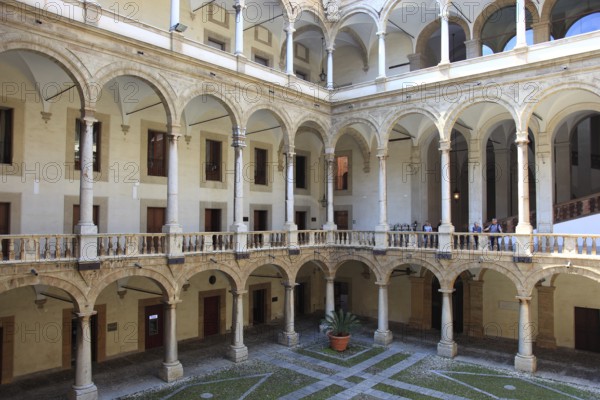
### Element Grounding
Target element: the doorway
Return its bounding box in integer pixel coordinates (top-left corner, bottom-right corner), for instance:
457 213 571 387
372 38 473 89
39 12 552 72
147 207 165 233
144 304 164 349
431 276 463 333
0 202 9 259
205 208 222 232
252 289 267 325
295 211 307 230
575 307 600 352
295 282 307 316
203 296 220 337
253 210 268 231
334 281 350 312
334 210 349 230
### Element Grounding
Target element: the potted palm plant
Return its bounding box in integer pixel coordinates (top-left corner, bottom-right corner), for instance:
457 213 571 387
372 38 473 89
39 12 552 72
321 309 361 352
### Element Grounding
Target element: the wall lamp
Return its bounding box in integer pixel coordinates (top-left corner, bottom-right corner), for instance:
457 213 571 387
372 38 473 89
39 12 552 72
30 268 38 276
172 23 188 33
134 262 142 268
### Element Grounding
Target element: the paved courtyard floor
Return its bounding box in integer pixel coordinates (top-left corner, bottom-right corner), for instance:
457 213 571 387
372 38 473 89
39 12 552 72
1 317 599 399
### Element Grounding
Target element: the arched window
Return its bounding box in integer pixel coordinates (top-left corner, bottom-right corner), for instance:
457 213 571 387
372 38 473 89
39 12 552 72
565 12 600 37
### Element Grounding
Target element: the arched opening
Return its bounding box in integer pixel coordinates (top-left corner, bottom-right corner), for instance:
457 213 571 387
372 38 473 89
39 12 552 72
295 261 328 317
332 260 377 317
481 6 535 54
550 0 600 39
424 22 467 66
246 264 289 326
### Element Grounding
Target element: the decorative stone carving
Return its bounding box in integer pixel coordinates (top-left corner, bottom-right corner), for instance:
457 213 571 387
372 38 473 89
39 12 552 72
323 0 341 22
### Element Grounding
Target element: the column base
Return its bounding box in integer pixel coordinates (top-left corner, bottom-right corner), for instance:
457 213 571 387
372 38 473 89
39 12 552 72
323 222 337 231
227 345 248 363
158 361 183 382
278 331 299 347
373 329 393 346
437 340 458 358
68 383 98 400
515 354 537 373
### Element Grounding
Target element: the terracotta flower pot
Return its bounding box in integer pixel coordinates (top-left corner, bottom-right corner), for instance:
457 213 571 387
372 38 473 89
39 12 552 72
328 332 351 352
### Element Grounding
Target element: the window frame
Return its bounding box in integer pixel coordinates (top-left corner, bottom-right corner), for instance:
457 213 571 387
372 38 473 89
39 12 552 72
0 107 13 165
254 147 268 186
147 130 167 177
205 139 222 182
334 151 352 193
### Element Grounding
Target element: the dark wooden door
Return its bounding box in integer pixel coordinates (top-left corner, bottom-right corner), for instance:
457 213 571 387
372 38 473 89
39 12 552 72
334 211 349 230
147 207 165 233
203 296 220 337
0 202 8 259
205 209 221 232
145 304 164 349
252 289 266 324
575 307 600 352
253 210 268 231
295 211 307 230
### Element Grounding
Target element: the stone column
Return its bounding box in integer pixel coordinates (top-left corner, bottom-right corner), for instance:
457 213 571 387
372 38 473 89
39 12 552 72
285 22 295 75
467 280 484 338
159 301 183 382
231 127 247 252
377 31 386 79
170 0 179 30
234 1 245 56
439 4 450 64
536 286 556 349
536 133 553 233
515 296 537 372
323 150 337 231
515 134 532 234
228 290 248 362
438 141 454 252
76 113 99 264
465 39 482 59
325 277 335 316
69 312 98 400
284 147 297 231
468 138 483 228
408 276 425 329
437 289 457 358
374 283 393 345
326 47 334 89
278 282 299 346
532 21 551 44
375 148 389 248
516 0 527 48
163 125 183 257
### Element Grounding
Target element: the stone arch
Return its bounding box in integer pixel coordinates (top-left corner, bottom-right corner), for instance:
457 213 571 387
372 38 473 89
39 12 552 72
178 263 243 293
240 260 292 287
242 103 293 147
0 275 88 311
0 33 92 109
290 253 334 278
444 98 519 141
523 265 600 296
336 27 370 71
540 0 558 22
87 268 177 306
382 106 441 145
331 116 379 148
178 86 243 128
332 255 383 283
545 103 600 143
449 261 524 294
293 116 330 146
523 82 600 134
382 257 444 285
415 16 471 57
279 24 326 70
473 0 540 42
333 4 382 34
93 63 178 125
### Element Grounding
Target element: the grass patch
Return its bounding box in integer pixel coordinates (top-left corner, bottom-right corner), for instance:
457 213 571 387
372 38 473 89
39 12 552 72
364 352 410 374
374 383 439 400
345 375 365 384
302 384 345 400
122 360 316 400
297 344 385 367
392 356 600 400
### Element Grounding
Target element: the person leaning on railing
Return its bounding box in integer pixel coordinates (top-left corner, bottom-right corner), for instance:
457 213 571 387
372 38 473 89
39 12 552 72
484 218 502 250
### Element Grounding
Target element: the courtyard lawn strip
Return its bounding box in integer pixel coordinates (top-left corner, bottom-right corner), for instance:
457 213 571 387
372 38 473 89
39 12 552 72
374 383 442 400
301 384 346 399
296 344 385 367
365 352 411 375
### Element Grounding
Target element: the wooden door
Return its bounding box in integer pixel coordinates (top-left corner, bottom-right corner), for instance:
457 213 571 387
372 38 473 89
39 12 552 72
575 307 600 353
334 211 349 230
147 207 165 233
295 282 306 316
252 289 266 324
144 304 164 349
205 209 221 232
0 203 8 260
295 211 307 230
253 210 268 231
203 296 220 337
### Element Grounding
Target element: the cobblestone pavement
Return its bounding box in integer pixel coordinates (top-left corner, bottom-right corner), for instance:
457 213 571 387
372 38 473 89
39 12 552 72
1 317 599 399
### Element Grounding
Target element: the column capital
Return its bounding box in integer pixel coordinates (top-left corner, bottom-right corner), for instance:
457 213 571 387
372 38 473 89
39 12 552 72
376 30 386 38
282 281 297 288
377 147 388 158
284 21 295 33
515 135 530 146
438 288 455 294
82 115 98 125
325 277 335 283
516 295 532 302
375 281 389 287
232 126 247 147
324 152 335 163
439 140 451 152
285 144 295 155
233 1 246 10
163 298 182 306
230 289 248 296
75 310 97 319
326 46 335 53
